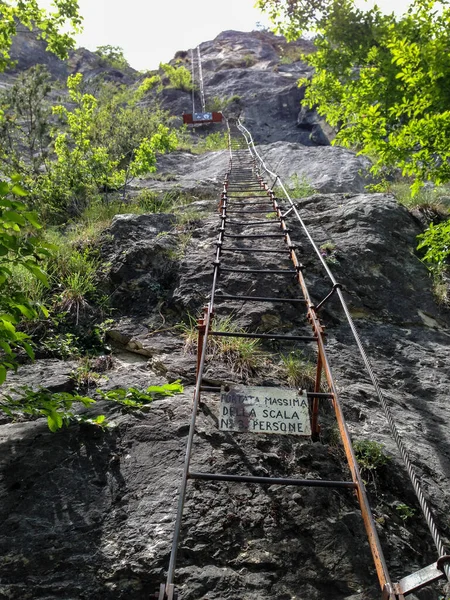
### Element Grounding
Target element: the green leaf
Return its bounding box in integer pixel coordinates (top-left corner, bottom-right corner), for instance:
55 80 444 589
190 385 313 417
23 263 49 286
10 184 27 197
15 304 35 319
22 341 35 360
47 410 63 432
0 366 7 385
0 181 9 196
0 340 12 355
23 211 42 229
2 210 26 226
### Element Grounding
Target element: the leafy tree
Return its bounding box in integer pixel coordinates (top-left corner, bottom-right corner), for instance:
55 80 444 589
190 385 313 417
0 0 82 71
0 0 81 385
0 65 52 178
95 45 129 70
258 0 450 301
34 73 120 220
33 75 178 219
89 81 176 201
257 0 450 192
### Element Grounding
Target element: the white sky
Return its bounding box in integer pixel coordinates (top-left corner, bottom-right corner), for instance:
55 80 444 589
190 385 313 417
37 0 412 72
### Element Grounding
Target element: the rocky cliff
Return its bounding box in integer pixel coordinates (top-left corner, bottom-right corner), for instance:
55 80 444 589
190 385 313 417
0 28 449 600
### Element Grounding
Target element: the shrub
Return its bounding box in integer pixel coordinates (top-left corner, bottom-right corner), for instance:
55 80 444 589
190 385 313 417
284 173 315 199
95 45 129 70
160 63 193 92
0 180 51 383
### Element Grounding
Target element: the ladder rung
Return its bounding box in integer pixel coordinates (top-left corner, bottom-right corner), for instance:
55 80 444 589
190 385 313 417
226 210 276 214
226 221 279 226
214 293 304 303
227 198 273 208
210 331 316 341
223 234 288 239
220 248 291 254
189 472 357 489
219 267 296 274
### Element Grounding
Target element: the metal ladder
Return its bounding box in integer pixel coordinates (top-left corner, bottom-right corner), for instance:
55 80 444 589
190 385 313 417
155 125 449 600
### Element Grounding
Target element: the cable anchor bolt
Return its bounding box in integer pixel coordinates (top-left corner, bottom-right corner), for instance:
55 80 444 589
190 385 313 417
314 282 343 312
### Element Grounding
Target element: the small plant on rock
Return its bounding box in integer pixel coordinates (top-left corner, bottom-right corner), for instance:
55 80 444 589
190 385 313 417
320 241 339 265
98 381 183 409
160 63 193 92
395 503 416 522
280 350 317 390
0 386 102 431
284 173 315 199
180 315 268 380
353 439 389 488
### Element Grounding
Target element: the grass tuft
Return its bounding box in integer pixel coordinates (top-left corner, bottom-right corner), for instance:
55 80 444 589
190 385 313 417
179 314 268 380
279 350 317 390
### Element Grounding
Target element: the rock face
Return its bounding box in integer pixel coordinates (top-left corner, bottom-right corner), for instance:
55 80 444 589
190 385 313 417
139 142 373 198
1 184 449 599
0 25 449 600
3 28 331 146
4 28 138 85
147 30 331 146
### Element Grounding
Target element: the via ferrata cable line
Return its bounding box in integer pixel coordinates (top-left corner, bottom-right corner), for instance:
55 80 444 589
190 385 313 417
183 45 223 125
237 120 450 588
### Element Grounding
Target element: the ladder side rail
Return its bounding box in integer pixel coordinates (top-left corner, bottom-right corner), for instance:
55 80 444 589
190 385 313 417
197 45 206 113
190 48 196 115
165 187 229 590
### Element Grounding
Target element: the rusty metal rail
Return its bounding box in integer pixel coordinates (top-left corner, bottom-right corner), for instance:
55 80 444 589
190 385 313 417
155 123 449 600
237 119 450 598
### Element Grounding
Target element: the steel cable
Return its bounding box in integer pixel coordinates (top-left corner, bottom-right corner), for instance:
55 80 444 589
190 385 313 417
236 119 449 581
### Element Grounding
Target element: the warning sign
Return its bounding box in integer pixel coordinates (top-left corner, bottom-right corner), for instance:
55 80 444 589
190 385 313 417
219 386 311 436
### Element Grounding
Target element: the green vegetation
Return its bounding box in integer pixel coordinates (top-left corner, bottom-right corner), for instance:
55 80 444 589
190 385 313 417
278 46 304 64
395 503 416 522
97 381 183 409
387 182 450 213
417 221 450 305
280 350 317 389
180 315 268 380
160 62 193 92
177 129 229 154
0 69 178 223
0 13 181 386
353 439 389 486
243 54 256 67
0 0 82 71
205 95 241 112
259 0 450 304
319 241 339 265
283 173 315 199
0 386 98 432
0 181 50 382
95 45 129 70
0 381 183 431
258 0 450 192
194 132 228 153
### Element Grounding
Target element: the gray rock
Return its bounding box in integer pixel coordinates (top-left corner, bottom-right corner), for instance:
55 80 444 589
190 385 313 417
141 143 373 198
101 213 179 314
